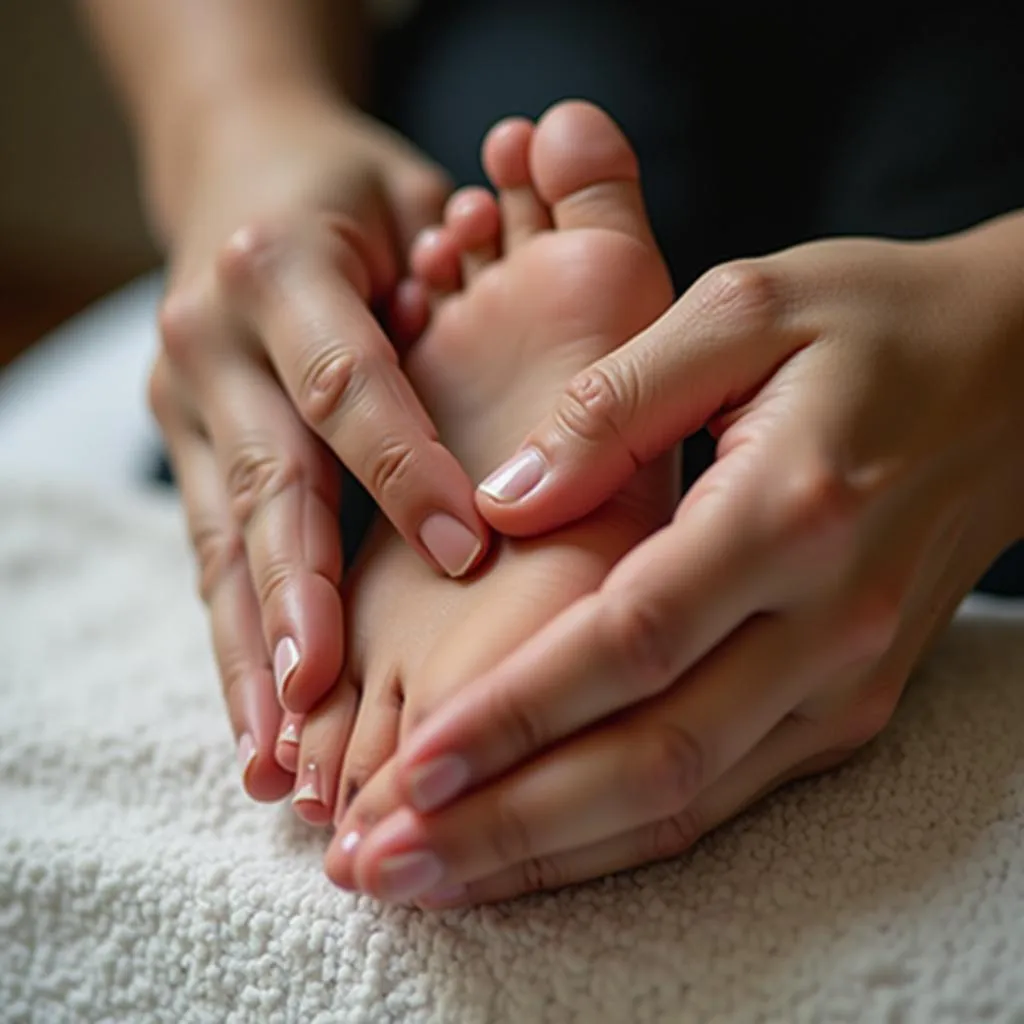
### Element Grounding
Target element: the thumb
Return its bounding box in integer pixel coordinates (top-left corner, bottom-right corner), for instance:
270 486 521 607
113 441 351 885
476 261 806 536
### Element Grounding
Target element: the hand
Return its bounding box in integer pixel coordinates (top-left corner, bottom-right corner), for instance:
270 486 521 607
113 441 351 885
329 222 1024 903
148 92 488 800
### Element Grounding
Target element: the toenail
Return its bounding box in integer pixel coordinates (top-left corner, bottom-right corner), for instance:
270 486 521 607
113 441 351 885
377 850 446 903
236 733 257 789
292 761 322 806
278 721 299 746
407 755 470 813
274 637 300 701
418 513 482 578
478 447 547 503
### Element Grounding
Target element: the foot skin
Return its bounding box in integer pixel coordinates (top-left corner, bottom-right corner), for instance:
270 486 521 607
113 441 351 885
292 100 678 836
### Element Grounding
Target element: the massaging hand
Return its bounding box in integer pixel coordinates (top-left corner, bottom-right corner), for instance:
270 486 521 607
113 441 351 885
333 223 1024 905
147 95 487 800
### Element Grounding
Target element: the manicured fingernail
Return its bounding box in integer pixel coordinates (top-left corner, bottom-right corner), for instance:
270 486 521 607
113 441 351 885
478 447 546 503
377 850 445 903
237 733 257 787
278 721 299 746
418 883 467 909
292 761 322 806
407 755 470 813
418 513 482 578
274 637 300 701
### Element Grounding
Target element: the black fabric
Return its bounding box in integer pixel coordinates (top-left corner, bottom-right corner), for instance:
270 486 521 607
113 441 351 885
153 0 1024 592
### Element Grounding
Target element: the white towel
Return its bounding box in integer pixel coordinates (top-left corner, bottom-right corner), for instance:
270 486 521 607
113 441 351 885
2 478 1024 1024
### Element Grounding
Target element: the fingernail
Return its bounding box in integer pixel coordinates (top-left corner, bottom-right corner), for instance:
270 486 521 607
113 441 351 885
418 513 482 578
274 637 300 701
407 755 470 813
377 850 445 903
418 883 467 909
237 732 257 788
292 761 322 806
478 447 546 503
278 721 299 746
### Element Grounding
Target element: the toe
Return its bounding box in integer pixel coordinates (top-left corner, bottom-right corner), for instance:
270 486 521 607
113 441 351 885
387 278 430 353
410 226 462 300
291 679 358 825
334 672 403 827
482 117 552 248
529 100 655 248
444 186 501 280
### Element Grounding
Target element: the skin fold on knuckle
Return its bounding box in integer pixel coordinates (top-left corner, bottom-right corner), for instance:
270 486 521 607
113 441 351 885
485 795 535 867
635 722 706 820
602 594 677 698
551 363 636 456
366 436 420 507
225 442 303 531
693 260 783 334
517 853 566 896
295 347 365 435
190 518 246 606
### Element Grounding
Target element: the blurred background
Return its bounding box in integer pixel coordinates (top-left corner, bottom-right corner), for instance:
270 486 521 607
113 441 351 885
0 4 158 370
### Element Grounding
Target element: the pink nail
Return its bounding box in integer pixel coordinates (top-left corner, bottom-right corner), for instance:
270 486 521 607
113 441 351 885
292 761 322 807
418 513 482 578
377 850 445 903
478 447 546 503
237 733 257 788
274 637 300 701
407 755 470 813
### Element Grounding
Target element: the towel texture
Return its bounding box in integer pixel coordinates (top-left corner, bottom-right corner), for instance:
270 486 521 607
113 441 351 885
2 479 1024 1024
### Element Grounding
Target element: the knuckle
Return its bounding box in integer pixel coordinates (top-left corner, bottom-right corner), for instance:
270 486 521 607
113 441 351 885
774 458 859 555
602 595 676 696
158 285 213 368
225 441 302 529
492 685 548 757
216 217 295 298
189 518 245 604
553 363 636 450
366 436 419 505
485 796 534 866
648 807 703 863
636 723 705 816
517 854 566 896
695 260 781 329
295 348 363 431
254 558 291 613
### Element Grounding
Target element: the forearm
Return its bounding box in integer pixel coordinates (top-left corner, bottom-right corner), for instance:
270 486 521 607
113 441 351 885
77 0 364 239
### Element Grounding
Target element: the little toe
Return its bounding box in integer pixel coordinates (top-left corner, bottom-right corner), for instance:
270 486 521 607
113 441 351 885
529 100 655 248
444 186 501 280
482 117 552 248
291 679 359 825
334 672 404 827
410 226 462 300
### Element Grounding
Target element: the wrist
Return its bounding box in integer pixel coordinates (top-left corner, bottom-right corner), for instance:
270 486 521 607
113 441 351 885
142 79 356 246
936 212 1024 540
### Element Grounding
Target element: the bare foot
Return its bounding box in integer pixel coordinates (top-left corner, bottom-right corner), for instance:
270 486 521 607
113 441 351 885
289 101 677 834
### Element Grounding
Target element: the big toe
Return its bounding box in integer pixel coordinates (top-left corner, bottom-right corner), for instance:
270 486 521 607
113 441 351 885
529 100 655 248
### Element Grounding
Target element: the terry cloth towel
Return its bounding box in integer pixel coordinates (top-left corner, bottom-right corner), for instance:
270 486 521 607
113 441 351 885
2 478 1024 1024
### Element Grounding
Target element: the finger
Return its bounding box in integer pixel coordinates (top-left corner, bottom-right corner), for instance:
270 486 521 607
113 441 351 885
218 221 488 579
153 367 293 802
347 611 825 903
198 356 345 714
476 258 809 535
393 475 772 813
424 712 833 908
